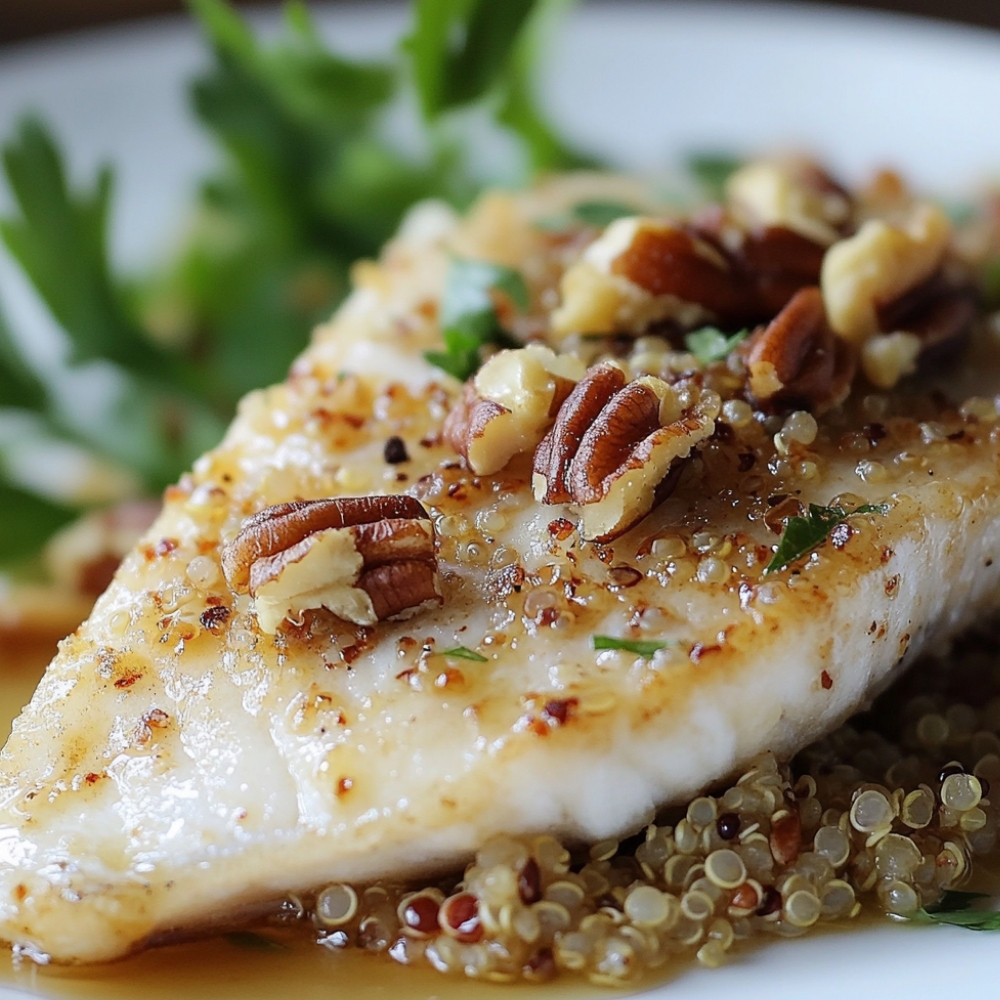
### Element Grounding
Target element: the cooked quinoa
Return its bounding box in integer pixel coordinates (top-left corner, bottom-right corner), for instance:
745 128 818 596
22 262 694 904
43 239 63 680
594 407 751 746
295 620 1000 985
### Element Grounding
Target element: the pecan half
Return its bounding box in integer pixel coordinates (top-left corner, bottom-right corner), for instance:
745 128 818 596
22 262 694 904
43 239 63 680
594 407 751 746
552 210 834 343
443 345 585 475
610 223 747 318
738 226 829 319
533 365 720 542
221 496 440 632
549 218 723 339
741 287 856 413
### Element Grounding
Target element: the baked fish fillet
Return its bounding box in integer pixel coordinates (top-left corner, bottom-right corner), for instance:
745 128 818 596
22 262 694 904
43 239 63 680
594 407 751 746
3 161 1000 963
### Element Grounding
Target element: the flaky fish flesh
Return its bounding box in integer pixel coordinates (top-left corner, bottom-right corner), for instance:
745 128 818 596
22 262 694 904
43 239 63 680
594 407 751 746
3 160 1000 962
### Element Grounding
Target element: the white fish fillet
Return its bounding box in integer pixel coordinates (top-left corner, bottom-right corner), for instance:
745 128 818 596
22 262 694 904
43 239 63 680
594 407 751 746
2 173 1000 963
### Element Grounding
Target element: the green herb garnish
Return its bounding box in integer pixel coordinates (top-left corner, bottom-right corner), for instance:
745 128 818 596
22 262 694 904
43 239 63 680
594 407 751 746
0 119 225 501
685 151 744 200
684 326 749 366
0 0 587 567
569 200 637 228
439 645 489 662
406 0 539 120
423 258 528 380
592 635 670 659
536 198 639 232
764 502 890 575
404 0 593 174
912 890 1000 930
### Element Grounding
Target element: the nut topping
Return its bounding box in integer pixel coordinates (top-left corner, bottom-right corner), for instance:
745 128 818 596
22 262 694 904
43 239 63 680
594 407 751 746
875 272 978 366
221 496 440 632
550 218 720 339
741 287 856 413
533 365 720 542
443 345 585 475
726 158 853 246
550 211 833 343
821 202 951 345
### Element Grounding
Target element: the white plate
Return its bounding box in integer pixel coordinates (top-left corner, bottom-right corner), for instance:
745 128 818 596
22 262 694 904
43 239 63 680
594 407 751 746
2 3 1000 998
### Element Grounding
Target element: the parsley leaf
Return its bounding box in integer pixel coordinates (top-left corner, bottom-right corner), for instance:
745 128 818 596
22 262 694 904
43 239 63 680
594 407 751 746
405 0 592 173
405 0 539 118
179 0 413 403
491 1 597 173
0 304 45 412
424 258 528 380
569 200 637 228
592 635 670 659
0 0 588 568
684 326 748 366
913 890 1000 930
439 646 488 662
764 502 890 575
0 119 227 500
1 118 150 370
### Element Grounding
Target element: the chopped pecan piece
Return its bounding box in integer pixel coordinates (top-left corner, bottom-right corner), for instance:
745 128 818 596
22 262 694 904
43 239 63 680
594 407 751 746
821 202 977 388
443 345 585 475
609 223 746 317
533 365 720 542
726 157 853 246
741 287 856 413
221 495 440 633
737 226 829 319
821 202 951 346
875 271 978 367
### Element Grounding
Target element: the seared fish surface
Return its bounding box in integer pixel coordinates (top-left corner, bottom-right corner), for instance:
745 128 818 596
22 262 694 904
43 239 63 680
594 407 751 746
3 161 1000 962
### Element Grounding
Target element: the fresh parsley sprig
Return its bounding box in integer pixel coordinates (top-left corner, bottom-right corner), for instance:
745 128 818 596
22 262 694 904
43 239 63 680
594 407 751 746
0 0 588 568
0 120 226 498
405 0 595 174
765 502 890 575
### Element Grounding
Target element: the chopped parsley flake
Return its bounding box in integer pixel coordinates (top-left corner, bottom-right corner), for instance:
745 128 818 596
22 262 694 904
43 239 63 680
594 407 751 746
423 258 528 380
764 502 890 575
536 199 639 233
684 326 748 366
592 635 670 659
685 151 744 199
439 645 488 662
